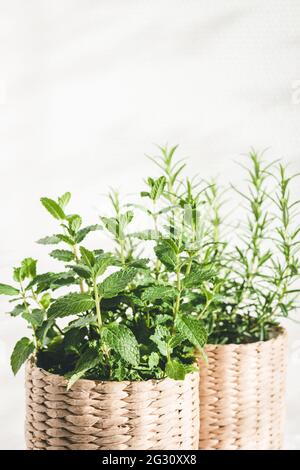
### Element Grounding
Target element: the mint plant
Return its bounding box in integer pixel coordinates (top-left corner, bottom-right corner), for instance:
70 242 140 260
1 191 207 386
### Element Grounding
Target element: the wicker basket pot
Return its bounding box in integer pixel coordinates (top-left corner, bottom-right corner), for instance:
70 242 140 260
25 361 200 450
197 328 288 450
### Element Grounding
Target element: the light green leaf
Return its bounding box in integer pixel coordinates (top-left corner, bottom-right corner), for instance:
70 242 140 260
175 315 207 350
102 323 140 366
50 249 74 262
100 217 118 236
149 176 166 201
20 258 37 280
10 337 35 375
68 214 82 232
99 267 137 299
80 246 95 268
58 192 71 209
0 283 19 296
165 359 186 380
67 348 100 390
41 197 65 220
48 293 95 319
148 351 160 369
131 230 158 241
75 224 102 243
36 235 61 245
142 286 177 303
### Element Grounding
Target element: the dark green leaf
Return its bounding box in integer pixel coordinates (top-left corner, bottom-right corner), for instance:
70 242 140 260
102 323 140 366
183 264 216 288
64 313 97 332
67 347 100 390
71 264 92 280
175 315 207 350
155 239 177 271
99 268 137 299
48 293 95 319
142 286 177 303
22 309 44 328
10 338 35 375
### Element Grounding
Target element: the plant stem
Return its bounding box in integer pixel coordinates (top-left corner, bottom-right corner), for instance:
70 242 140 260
93 279 102 330
73 244 85 293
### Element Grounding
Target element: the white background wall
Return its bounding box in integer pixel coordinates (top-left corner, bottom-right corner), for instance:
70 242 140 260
0 0 300 449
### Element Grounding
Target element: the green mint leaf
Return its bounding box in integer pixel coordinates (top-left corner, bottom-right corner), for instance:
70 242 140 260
102 323 140 366
148 351 160 369
0 283 19 296
71 264 92 280
67 347 100 390
68 214 82 232
20 258 37 280
168 333 185 350
183 264 216 288
50 249 74 262
100 217 118 236
154 239 177 271
99 267 137 299
41 197 65 220
56 234 75 246
7 304 26 316
10 337 35 375
165 359 186 380
142 286 177 303
64 313 97 332
28 272 76 291
75 224 102 243
80 246 95 268
175 314 207 350
22 309 44 328
36 235 61 245
93 254 114 278
58 192 71 209
48 293 95 319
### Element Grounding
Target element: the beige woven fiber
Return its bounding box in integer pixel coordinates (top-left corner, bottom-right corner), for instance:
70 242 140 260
198 329 288 450
25 361 199 450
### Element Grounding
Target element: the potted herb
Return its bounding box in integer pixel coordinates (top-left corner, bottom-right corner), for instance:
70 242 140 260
144 146 299 450
196 153 299 450
1 191 206 450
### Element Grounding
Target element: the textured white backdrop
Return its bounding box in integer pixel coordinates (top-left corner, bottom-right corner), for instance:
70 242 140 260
0 0 300 449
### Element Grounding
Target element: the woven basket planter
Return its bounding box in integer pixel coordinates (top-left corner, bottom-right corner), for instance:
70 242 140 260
197 328 288 450
25 361 200 450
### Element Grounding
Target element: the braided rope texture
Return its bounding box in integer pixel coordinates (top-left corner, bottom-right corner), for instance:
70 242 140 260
25 362 199 450
198 329 288 450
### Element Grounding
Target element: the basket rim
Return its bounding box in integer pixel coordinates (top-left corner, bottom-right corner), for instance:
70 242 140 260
204 325 287 350
27 357 199 387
